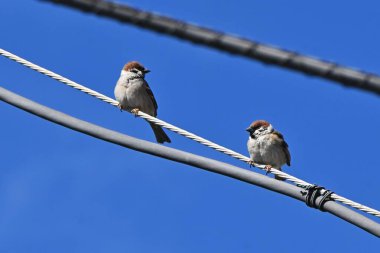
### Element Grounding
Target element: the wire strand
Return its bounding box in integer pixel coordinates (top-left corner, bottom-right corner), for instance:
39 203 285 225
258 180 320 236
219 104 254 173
1 47 379 218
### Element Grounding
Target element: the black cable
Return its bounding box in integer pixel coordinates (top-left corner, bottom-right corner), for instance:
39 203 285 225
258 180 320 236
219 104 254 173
43 0 380 95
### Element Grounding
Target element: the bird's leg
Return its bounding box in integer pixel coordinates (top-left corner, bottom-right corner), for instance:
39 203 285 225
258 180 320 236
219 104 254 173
264 165 272 175
131 108 140 117
249 160 255 168
117 103 123 112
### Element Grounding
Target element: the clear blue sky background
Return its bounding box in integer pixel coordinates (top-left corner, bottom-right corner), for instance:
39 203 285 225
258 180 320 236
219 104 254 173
1 1 379 252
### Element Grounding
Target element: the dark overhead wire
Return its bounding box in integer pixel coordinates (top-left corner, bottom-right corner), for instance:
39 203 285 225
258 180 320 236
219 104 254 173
44 0 380 95
1 85 380 237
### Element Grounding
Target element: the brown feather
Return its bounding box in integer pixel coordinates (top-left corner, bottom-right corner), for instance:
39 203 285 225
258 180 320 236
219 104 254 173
272 130 291 166
248 120 270 131
144 82 158 116
123 61 146 72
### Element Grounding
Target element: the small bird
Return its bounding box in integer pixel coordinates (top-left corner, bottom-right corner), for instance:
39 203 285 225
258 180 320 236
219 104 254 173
246 120 290 180
114 61 171 144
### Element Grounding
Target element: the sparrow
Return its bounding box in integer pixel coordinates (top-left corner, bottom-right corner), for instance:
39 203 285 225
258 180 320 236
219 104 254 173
246 120 291 180
114 61 171 144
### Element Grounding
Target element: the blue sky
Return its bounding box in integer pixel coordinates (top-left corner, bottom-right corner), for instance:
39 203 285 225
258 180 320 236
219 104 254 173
1 0 380 252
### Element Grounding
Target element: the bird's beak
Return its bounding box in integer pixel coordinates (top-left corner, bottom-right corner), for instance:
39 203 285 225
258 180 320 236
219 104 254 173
144 69 151 73
246 127 252 132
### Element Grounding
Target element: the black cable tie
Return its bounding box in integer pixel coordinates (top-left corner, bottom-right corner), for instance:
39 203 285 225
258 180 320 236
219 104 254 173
317 190 334 211
302 184 334 212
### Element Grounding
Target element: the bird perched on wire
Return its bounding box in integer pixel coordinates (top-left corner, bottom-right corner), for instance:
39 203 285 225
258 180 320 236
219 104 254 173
114 61 171 144
246 120 290 180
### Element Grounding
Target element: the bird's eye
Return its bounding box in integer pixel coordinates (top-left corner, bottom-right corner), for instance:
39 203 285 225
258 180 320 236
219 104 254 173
131 69 138 73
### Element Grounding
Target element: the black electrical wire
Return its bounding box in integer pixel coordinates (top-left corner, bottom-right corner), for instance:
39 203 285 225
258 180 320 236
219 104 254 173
43 0 380 95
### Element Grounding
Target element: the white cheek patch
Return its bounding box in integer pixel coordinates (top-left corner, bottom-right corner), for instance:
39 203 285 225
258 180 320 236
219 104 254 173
254 127 272 137
254 128 263 136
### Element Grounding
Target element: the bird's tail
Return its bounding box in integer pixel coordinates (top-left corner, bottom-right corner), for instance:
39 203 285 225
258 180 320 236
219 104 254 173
274 167 286 181
149 123 171 144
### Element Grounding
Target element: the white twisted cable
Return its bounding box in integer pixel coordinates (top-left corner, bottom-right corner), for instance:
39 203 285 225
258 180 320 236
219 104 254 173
1 48 379 218
0 49 118 107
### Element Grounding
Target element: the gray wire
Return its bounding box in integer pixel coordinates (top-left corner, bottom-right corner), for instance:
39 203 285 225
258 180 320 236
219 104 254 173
1 86 379 237
43 0 380 95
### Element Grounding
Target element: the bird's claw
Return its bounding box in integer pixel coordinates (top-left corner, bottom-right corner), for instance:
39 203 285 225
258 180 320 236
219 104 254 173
117 104 123 112
131 108 140 117
264 165 272 175
249 160 255 168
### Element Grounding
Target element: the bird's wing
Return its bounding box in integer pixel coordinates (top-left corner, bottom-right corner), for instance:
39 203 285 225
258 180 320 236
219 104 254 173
272 131 291 166
144 81 158 116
